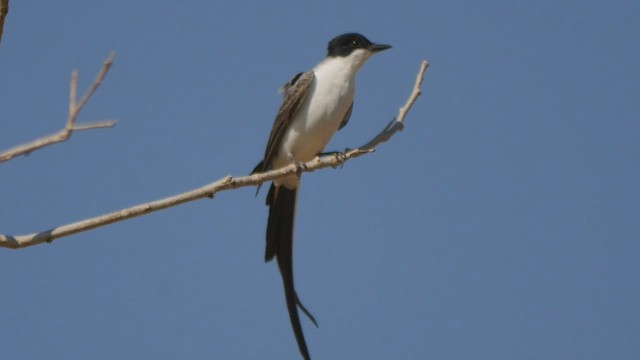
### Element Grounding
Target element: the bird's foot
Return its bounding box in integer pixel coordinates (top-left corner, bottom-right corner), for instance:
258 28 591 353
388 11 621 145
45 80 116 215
318 148 350 168
294 160 307 178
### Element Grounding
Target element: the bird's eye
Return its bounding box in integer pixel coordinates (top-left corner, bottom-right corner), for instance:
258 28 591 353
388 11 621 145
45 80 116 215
351 40 358 47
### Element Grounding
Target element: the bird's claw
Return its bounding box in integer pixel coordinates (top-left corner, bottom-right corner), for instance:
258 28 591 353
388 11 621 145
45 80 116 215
333 148 351 168
294 160 307 178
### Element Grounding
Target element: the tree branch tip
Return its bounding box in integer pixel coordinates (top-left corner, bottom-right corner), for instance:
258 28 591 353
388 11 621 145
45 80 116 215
69 71 79 117
104 52 116 65
417 60 429 83
357 148 374 155
418 60 429 73
71 120 118 131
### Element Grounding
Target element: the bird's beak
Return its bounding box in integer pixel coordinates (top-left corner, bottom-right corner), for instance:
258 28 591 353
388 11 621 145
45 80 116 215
370 43 392 53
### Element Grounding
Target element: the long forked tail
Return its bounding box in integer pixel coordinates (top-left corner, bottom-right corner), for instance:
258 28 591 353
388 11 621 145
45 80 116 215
265 184 317 360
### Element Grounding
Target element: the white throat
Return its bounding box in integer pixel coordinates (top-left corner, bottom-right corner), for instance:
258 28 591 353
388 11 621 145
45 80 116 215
312 49 372 80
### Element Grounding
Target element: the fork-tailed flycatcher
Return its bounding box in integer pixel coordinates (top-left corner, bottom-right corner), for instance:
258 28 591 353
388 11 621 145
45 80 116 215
252 33 391 360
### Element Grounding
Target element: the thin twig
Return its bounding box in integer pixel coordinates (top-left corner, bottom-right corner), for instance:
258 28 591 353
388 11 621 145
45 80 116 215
75 52 115 118
69 70 78 117
398 60 428 125
0 59 429 250
0 0 8 43
72 121 118 131
0 52 117 163
359 60 429 151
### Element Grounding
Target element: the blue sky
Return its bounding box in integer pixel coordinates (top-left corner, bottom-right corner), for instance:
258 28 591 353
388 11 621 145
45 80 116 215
1 1 639 359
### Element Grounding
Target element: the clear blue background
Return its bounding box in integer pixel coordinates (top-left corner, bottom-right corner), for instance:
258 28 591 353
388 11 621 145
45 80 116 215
1 1 638 359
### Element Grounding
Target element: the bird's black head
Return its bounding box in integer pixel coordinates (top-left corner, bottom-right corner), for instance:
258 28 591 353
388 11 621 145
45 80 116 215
327 33 392 57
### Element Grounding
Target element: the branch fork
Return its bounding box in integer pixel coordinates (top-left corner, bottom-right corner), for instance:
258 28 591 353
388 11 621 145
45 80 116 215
0 53 117 163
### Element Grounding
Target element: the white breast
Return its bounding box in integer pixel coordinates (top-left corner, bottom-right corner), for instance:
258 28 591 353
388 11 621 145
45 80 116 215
273 52 370 188
276 58 356 165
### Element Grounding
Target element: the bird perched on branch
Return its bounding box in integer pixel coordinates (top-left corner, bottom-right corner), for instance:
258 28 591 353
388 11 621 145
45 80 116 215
253 32 391 360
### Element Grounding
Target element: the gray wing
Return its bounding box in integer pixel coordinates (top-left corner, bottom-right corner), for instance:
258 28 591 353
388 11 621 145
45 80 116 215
254 71 315 174
338 101 353 130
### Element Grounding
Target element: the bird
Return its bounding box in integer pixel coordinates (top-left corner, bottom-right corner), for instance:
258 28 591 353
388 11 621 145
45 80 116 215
252 32 391 360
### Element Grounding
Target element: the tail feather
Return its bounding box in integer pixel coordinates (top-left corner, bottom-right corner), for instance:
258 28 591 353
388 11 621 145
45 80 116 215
252 160 267 196
264 183 281 261
265 184 315 360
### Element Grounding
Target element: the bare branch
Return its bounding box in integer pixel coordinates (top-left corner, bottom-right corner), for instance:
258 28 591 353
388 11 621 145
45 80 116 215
0 53 117 163
398 60 428 125
0 60 429 250
71 121 118 131
69 70 79 118
0 0 8 43
359 60 429 150
74 52 115 119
